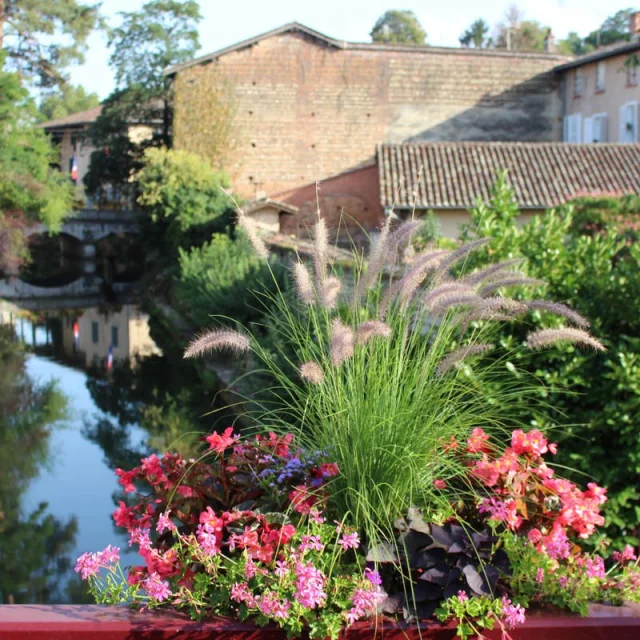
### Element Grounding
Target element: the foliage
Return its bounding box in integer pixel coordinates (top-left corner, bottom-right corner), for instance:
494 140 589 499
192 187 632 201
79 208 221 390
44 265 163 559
458 176 640 547
370 10 427 45
0 54 73 271
494 6 550 52
0 0 102 87
38 84 99 122
175 232 283 327
557 32 593 56
459 19 491 48
584 8 635 49
0 325 76 604
76 433 386 640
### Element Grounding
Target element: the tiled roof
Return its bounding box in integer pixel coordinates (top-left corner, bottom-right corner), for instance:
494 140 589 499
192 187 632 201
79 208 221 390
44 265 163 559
164 22 568 76
378 142 640 210
554 39 640 72
40 106 103 130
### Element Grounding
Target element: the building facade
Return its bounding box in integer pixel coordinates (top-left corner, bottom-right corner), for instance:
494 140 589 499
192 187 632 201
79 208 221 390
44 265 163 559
167 23 568 236
558 15 640 144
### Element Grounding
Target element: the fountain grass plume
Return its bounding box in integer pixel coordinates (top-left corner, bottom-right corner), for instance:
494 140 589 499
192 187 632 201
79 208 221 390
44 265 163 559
321 276 342 310
299 361 325 384
480 276 545 297
356 320 392 345
313 218 329 286
293 261 316 305
355 215 392 299
436 343 495 376
184 329 251 359
526 327 605 351
527 300 590 329
461 259 524 286
236 211 269 260
330 318 355 366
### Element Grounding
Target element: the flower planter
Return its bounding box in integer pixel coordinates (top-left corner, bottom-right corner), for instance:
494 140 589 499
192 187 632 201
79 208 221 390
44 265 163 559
1 604 640 640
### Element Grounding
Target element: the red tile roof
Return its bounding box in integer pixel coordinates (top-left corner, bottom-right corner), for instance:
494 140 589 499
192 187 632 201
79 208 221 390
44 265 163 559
377 142 640 210
39 106 103 130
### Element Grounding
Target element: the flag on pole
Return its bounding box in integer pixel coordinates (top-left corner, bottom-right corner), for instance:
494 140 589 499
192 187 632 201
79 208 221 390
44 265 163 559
106 345 114 371
71 153 78 182
73 321 79 351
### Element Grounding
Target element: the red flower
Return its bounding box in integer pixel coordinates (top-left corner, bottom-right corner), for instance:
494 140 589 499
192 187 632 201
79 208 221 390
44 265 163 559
206 427 239 454
511 429 548 458
433 479 447 489
115 468 138 493
321 462 340 478
113 501 136 530
467 427 490 453
289 485 318 514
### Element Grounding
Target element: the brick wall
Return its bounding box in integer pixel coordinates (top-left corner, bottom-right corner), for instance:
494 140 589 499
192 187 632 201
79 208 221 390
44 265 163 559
173 30 566 229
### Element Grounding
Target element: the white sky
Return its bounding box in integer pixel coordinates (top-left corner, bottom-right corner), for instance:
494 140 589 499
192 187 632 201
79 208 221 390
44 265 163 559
69 0 626 98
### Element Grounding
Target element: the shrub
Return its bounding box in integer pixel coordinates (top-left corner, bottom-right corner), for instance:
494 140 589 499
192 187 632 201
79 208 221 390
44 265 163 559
459 177 640 548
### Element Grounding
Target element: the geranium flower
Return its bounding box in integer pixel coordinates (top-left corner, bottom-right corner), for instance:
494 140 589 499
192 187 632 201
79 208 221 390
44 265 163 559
365 568 382 585
613 545 637 564
205 427 239 454
467 427 490 453
156 510 176 534
143 572 172 602
338 532 360 551
115 468 137 493
113 501 136 530
502 597 526 629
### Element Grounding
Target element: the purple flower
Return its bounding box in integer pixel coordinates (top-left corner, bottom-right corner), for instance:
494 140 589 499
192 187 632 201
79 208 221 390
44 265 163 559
365 568 382 585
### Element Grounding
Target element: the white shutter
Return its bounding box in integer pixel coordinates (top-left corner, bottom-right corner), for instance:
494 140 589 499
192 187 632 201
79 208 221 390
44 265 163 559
563 116 569 142
620 102 639 143
584 117 593 143
620 105 627 142
593 114 608 142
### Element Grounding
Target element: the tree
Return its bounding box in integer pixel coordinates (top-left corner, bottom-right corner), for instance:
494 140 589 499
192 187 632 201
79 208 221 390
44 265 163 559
585 8 634 49
108 0 202 145
557 31 594 56
459 18 490 48
38 84 100 122
0 53 73 273
0 0 102 87
494 6 549 51
370 10 426 45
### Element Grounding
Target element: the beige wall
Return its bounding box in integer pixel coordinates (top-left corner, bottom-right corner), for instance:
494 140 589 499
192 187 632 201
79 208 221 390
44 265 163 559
421 210 539 239
563 54 640 142
58 129 96 203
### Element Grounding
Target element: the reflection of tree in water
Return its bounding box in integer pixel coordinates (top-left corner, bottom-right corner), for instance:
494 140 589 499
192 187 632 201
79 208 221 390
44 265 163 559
83 315 237 471
0 325 79 604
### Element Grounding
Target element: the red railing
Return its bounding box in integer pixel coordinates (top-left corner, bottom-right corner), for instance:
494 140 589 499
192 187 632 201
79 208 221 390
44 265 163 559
0 604 639 640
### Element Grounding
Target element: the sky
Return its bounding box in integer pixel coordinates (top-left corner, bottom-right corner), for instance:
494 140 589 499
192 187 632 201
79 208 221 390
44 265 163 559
70 0 627 99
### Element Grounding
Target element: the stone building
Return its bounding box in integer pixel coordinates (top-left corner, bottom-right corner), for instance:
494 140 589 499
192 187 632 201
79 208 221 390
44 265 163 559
166 22 569 237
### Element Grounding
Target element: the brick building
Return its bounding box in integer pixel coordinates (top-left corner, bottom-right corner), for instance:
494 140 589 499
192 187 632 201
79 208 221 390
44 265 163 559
166 23 569 237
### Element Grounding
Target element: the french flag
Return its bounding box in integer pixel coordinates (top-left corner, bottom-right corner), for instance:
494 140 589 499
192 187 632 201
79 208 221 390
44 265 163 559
106 345 113 371
71 153 78 182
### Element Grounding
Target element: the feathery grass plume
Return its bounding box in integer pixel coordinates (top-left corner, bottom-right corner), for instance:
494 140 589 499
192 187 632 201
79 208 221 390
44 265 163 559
432 238 491 281
423 282 477 311
461 258 525 286
356 320 393 345
299 361 325 384
436 343 494 376
321 276 342 310
526 328 605 352
527 300 590 328
330 318 355 366
293 261 316 305
236 211 269 260
384 219 424 267
184 329 251 359
355 215 393 299
379 249 450 315
312 218 328 286
479 276 545 297
432 293 484 315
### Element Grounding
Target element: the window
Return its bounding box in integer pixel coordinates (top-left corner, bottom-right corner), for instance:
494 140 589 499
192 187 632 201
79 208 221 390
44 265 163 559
111 326 119 349
574 69 583 96
563 114 582 143
584 114 608 142
620 101 638 143
627 63 638 86
595 62 605 91
91 321 99 344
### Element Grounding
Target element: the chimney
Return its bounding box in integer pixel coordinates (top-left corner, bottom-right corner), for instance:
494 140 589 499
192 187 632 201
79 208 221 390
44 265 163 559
543 28 556 52
631 11 640 38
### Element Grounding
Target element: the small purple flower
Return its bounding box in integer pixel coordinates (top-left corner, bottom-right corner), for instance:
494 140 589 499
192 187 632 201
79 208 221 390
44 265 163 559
365 568 382 585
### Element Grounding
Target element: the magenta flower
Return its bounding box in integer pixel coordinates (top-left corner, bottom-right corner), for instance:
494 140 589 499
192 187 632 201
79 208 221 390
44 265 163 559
300 535 324 552
143 572 172 602
129 527 152 551
364 568 382 585
294 562 327 609
74 552 100 580
535 568 544 583
96 545 120 565
275 560 289 579
457 590 469 602
156 511 176 534
502 597 526 630
338 532 360 551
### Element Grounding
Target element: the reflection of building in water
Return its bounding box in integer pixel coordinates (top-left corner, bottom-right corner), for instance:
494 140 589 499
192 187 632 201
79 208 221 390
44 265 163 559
61 305 160 368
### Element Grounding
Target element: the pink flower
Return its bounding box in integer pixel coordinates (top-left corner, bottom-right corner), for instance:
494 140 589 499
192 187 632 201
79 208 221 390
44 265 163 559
143 572 172 602
275 560 289 579
338 532 360 551
501 597 526 630
558 575 568 588
585 555 605 579
300 535 324 552
97 545 120 565
113 501 136 529
433 479 447 490
467 427 490 453
345 586 386 625
365 568 382 585
231 582 256 607
613 545 637 564
528 528 543 544
156 511 176 534
511 429 548 458
74 552 99 580
321 462 340 477
309 508 326 524
294 562 327 609
536 568 545 583
206 427 239 454
457 590 469 602
129 527 152 551
115 468 137 493
479 497 522 530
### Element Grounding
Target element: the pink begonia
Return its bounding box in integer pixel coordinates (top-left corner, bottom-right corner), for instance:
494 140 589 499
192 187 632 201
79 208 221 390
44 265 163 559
300 535 324 553
511 429 549 458
338 532 360 551
294 562 327 609
613 545 638 564
501 597 526 630
129 527 152 551
156 510 176 534
467 427 490 453
143 572 172 601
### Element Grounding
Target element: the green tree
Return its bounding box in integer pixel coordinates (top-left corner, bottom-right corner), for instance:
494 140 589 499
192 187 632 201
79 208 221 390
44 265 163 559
585 8 634 49
0 53 73 272
108 0 202 145
459 18 490 48
370 10 426 45
494 5 549 51
38 84 100 122
0 0 101 87
557 31 594 56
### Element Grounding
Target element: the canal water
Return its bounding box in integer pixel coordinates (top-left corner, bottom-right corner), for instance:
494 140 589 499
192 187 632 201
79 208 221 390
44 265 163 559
0 300 222 604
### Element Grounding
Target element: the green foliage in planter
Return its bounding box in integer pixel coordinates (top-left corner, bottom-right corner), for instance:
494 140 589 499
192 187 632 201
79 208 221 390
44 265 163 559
175 231 284 328
458 176 640 548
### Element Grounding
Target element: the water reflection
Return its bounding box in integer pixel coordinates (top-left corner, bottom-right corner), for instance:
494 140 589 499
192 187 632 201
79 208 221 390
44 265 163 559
0 300 233 603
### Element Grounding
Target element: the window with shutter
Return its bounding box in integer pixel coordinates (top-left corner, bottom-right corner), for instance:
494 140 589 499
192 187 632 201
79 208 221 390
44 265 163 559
584 117 593 143
563 114 582 143
620 102 638 143
592 114 608 142
595 62 606 91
